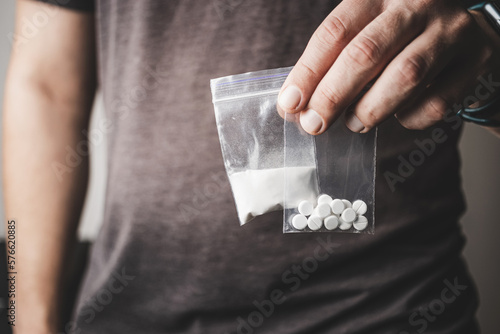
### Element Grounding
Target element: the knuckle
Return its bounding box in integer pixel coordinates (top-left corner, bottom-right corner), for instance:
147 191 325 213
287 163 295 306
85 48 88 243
396 54 428 89
411 0 436 12
360 107 380 128
317 84 342 109
387 4 420 27
346 35 381 68
455 11 475 31
315 15 348 48
424 96 449 121
297 57 321 79
446 11 475 40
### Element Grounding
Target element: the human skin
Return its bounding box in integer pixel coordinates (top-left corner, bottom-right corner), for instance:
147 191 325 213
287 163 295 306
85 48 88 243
2 1 96 332
277 0 500 137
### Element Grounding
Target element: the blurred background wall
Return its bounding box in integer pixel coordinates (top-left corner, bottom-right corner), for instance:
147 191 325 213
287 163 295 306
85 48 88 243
0 1 499 333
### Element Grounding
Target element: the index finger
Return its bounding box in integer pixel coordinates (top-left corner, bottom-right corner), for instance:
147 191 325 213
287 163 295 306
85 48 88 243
277 0 381 115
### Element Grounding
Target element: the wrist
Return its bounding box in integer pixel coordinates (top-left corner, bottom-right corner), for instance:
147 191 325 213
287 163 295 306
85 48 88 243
13 325 58 334
469 2 500 40
458 3 500 126
12 302 60 334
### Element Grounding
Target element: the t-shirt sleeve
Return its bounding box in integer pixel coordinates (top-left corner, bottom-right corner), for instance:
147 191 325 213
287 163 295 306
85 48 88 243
33 0 95 12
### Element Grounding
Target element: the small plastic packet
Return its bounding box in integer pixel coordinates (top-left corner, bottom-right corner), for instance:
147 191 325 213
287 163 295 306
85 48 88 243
284 108 377 234
210 67 319 225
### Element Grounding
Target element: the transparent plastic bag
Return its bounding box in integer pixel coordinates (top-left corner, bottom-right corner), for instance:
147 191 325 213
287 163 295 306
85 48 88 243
210 67 319 225
284 107 377 234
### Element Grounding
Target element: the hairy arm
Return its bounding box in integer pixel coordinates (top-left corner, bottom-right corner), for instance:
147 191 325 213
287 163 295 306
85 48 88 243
2 1 96 332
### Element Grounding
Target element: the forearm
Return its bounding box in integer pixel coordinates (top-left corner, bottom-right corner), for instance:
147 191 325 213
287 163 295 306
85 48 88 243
2 2 96 331
3 78 92 332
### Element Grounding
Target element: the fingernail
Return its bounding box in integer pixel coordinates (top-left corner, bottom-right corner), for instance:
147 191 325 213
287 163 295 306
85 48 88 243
300 109 323 134
345 112 365 133
279 86 302 110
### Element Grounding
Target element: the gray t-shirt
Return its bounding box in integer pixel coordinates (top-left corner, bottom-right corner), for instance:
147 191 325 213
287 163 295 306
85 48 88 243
39 0 479 333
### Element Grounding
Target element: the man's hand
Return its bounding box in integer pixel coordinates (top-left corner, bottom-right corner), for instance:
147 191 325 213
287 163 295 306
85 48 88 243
277 0 500 134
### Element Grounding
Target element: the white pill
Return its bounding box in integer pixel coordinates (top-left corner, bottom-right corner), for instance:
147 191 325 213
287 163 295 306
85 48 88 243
292 214 308 230
330 199 345 215
298 200 314 216
342 199 352 208
339 217 353 230
353 215 368 231
317 194 333 205
352 200 367 215
324 215 339 230
341 208 356 223
307 215 323 231
314 202 331 219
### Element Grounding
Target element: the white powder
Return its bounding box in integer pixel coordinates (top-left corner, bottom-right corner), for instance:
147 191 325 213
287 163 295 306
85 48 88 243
229 166 319 225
